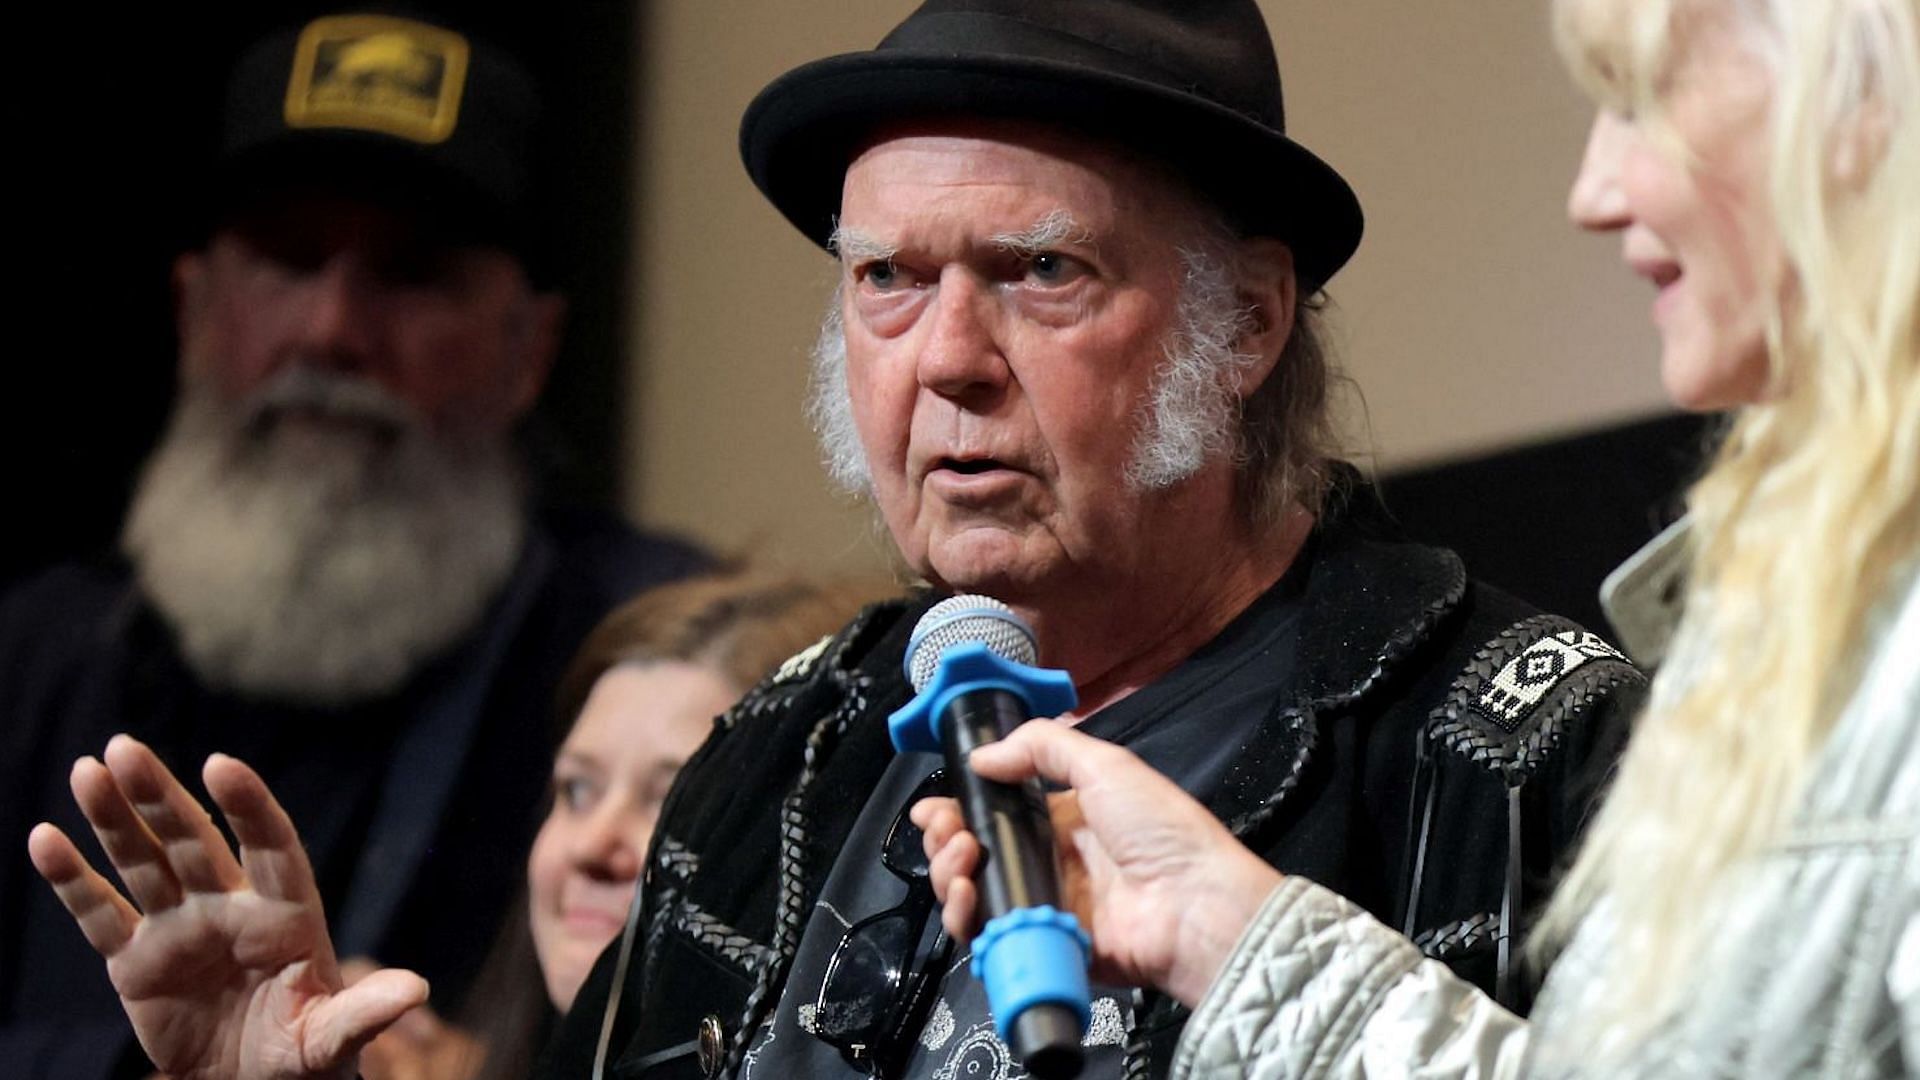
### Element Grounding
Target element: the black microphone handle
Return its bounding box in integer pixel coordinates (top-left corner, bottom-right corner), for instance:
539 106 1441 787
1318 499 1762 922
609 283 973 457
938 688 1085 1079
938 687 1062 914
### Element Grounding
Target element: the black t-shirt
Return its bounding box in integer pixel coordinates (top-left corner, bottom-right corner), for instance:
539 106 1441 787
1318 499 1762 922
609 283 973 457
740 566 1308 1079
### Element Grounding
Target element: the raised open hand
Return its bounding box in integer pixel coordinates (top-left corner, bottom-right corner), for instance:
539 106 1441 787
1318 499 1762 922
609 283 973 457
911 721 1283 1009
26 734 428 1080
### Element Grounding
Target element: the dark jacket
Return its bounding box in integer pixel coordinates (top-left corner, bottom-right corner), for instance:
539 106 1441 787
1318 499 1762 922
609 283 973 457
0 507 708 1080
547 504 1642 1079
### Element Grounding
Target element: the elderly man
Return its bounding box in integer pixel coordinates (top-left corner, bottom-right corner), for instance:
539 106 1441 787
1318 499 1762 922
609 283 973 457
28 3 1636 1079
0 12 705 1079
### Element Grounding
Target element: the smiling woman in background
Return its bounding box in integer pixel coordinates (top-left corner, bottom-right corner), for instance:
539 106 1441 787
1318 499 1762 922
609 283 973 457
351 572 882 1080
917 0 1920 1074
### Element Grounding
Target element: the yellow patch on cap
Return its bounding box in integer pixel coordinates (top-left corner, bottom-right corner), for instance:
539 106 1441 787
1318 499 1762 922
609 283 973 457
284 15 469 144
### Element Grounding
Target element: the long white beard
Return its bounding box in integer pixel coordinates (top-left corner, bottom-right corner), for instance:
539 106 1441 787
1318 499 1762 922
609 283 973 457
122 369 527 705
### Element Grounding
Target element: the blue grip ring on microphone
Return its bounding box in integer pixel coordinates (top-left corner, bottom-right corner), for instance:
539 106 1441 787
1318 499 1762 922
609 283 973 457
887 642 1078 753
970 905 1093 1041
886 627 1090 1053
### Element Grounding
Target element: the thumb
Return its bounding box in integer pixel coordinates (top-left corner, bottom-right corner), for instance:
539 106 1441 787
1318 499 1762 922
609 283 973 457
971 720 1132 794
302 968 430 1069
336 958 381 987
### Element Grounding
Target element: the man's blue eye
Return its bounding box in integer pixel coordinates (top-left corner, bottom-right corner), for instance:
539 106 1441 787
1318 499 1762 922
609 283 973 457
867 262 898 289
1027 252 1080 284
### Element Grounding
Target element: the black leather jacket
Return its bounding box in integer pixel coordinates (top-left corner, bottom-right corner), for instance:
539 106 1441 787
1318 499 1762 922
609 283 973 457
545 504 1643 1079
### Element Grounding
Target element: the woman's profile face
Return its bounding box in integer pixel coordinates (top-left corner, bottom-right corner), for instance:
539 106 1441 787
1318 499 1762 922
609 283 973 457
1567 11 1782 410
526 660 741 1012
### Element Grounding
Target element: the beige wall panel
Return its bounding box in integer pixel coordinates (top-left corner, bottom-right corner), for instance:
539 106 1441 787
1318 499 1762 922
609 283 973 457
627 1 1667 575
626 2 904 577
1268 1 1666 467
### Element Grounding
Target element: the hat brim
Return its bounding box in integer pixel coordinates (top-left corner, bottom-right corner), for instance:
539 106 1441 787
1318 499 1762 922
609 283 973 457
204 133 539 269
741 51 1363 288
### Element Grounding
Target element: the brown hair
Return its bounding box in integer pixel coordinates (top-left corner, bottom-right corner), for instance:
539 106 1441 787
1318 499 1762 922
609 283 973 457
551 571 890 734
463 571 887 1080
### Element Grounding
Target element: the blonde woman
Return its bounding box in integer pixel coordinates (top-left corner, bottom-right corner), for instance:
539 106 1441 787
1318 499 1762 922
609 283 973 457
916 0 1920 1074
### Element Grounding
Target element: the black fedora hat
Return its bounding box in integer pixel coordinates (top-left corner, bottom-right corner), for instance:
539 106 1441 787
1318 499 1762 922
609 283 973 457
740 0 1364 288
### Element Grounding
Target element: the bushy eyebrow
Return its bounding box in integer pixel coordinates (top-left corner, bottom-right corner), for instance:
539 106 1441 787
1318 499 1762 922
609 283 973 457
991 210 1090 255
826 224 897 262
828 211 1089 264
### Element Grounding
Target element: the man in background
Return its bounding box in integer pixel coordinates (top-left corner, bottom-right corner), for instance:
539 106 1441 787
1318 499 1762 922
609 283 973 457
0 13 705 1077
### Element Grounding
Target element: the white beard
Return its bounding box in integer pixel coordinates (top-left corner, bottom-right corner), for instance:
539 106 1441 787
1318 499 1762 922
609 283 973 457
122 369 527 705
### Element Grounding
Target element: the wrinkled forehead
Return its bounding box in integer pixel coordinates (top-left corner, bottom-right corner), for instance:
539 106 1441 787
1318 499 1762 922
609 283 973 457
837 116 1221 247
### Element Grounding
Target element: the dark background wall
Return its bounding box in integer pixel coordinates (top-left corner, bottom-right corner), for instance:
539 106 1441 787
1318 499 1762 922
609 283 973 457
7 4 639 585
1380 412 1717 637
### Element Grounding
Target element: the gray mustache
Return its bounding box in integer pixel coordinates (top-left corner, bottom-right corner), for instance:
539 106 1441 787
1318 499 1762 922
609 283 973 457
246 367 419 431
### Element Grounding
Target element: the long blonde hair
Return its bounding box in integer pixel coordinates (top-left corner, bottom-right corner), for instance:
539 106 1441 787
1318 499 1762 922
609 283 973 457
1540 0 1920 1047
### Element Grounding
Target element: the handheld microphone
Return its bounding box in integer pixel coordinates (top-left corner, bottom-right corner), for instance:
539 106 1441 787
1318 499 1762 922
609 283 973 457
887 595 1089 1080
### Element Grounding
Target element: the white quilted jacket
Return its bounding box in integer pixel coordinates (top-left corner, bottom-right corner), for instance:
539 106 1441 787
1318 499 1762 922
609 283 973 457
1171 570 1920 1079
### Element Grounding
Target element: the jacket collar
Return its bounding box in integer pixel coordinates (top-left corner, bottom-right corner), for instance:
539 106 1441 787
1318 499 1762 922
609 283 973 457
1293 491 1468 708
1201 489 1467 837
838 489 1469 737
795 488 1467 836
1598 516 1691 669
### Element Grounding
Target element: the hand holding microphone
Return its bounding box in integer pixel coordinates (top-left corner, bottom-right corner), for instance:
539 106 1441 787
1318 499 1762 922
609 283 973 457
887 595 1088 1078
895 599 1287 1022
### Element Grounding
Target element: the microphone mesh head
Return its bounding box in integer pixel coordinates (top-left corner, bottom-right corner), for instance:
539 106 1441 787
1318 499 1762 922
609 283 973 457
906 595 1038 692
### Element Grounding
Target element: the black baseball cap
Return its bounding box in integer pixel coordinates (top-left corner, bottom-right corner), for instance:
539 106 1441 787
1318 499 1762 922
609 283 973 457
212 12 542 266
